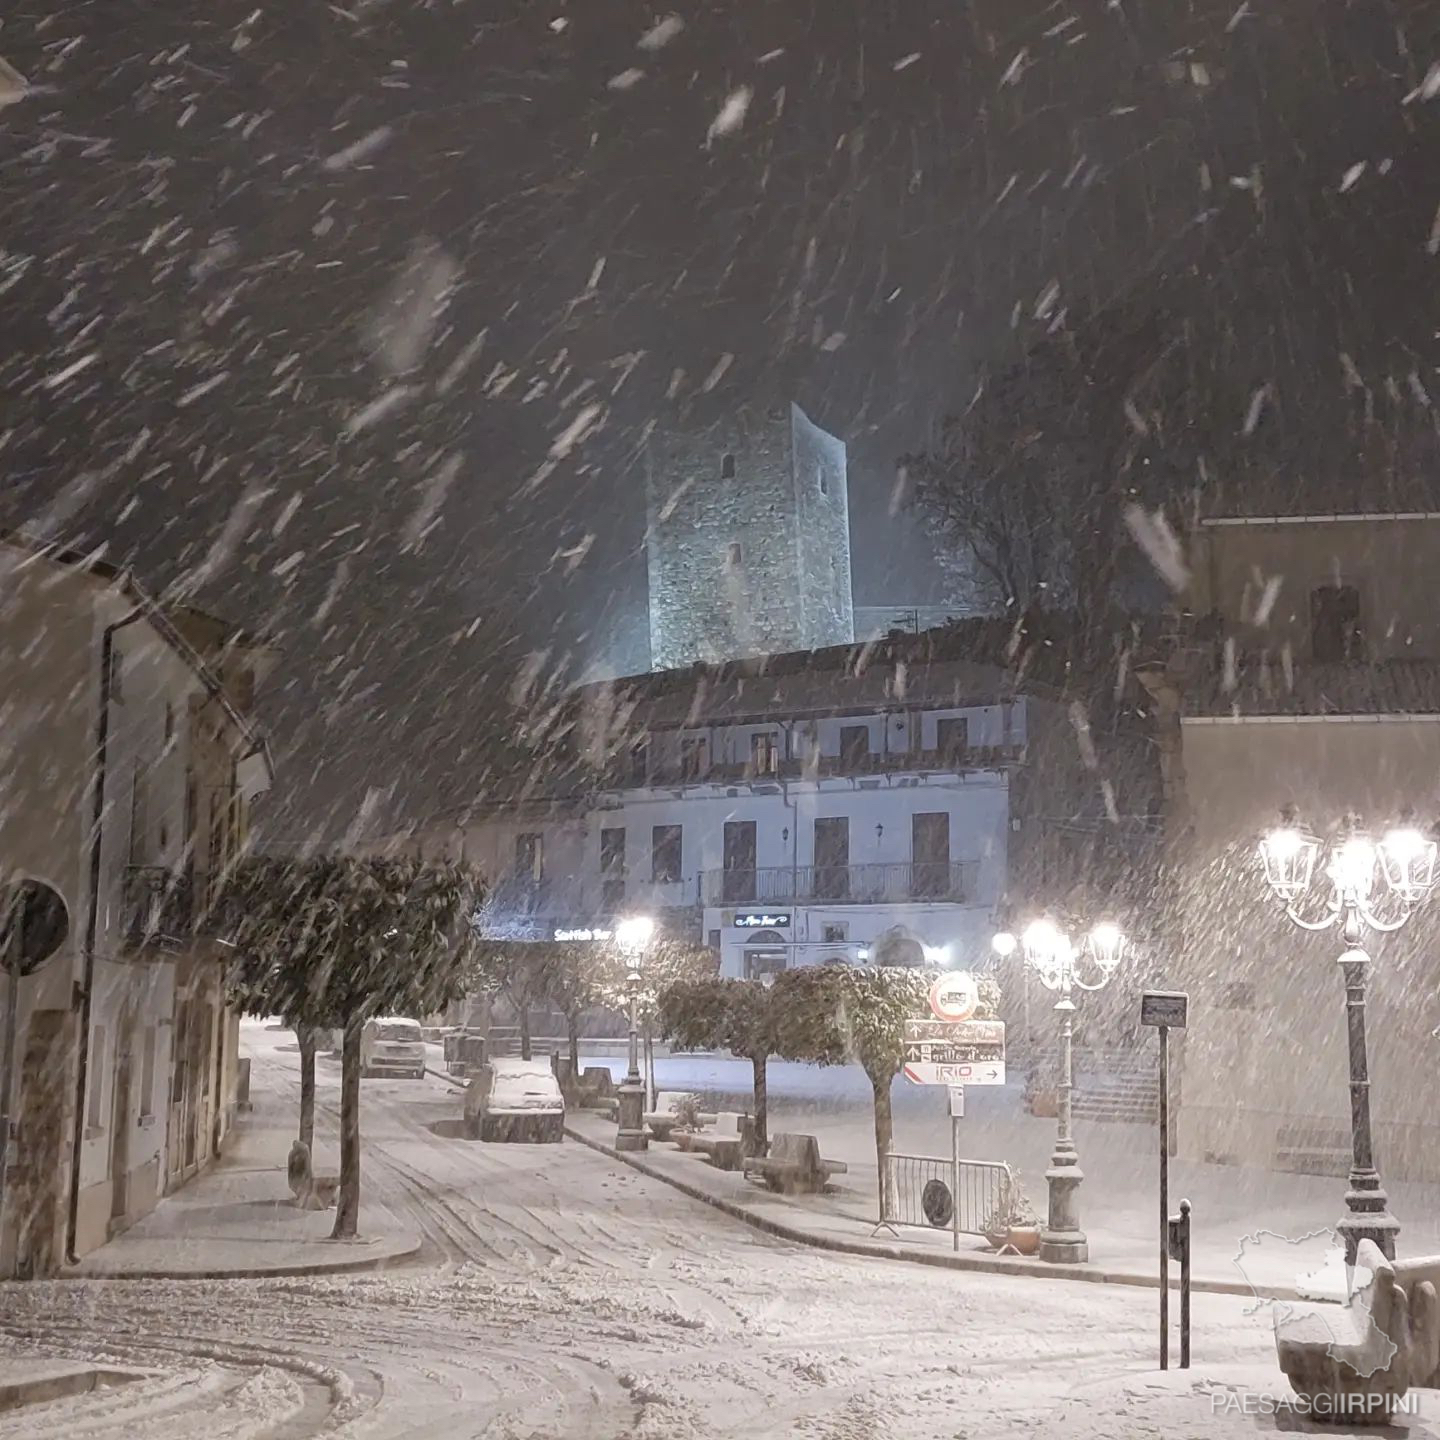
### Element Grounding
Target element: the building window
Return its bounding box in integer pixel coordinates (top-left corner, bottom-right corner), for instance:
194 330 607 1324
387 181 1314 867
651 824 683 884
515 832 543 883
936 716 970 764
680 736 708 781
813 817 850 899
726 541 743 568
722 820 757 902
743 931 786 981
1311 584 1362 663
164 702 175 743
750 732 779 775
708 928 721 952
911 812 951 898
822 921 848 943
838 725 870 768
88 1026 107 1129
721 453 735 480
600 827 626 907
817 465 828 496
628 739 650 784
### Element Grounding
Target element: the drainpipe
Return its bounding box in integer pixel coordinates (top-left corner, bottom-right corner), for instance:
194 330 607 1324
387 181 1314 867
68 605 145 1263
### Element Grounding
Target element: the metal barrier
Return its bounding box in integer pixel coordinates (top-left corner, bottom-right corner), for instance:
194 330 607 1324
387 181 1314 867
879 1153 1014 1239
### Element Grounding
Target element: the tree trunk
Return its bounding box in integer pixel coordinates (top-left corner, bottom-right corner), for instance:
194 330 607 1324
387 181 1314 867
567 1013 580 1077
331 1016 362 1240
297 1025 316 1152
870 1070 894 1221
750 1052 768 1154
518 1004 532 1062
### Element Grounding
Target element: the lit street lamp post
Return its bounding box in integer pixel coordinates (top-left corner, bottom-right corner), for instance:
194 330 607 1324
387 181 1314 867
992 919 1126 1264
613 916 654 1153
1257 811 1437 1264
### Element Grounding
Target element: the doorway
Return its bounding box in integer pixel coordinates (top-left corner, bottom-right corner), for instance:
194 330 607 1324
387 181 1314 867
109 1025 133 1224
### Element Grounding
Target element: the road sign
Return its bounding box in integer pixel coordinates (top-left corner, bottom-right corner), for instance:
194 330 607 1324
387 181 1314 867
948 1085 966 1118
928 970 978 1022
1140 990 1189 1029
903 1018 1005 1067
903 1060 1006 1087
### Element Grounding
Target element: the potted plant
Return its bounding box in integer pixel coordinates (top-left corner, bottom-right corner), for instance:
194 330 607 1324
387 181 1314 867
982 1182 1040 1255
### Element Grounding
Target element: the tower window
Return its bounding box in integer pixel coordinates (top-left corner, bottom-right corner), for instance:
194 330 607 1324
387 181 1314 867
727 542 743 568
721 453 736 479
817 466 828 496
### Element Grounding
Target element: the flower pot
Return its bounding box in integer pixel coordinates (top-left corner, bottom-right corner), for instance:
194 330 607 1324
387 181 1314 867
1007 1224 1041 1256
984 1227 1010 1252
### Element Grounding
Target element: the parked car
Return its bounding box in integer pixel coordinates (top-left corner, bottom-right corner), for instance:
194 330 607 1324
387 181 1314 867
464 1058 564 1142
360 1016 427 1079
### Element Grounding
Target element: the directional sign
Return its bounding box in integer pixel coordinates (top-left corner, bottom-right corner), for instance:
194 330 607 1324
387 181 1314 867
903 1061 1006 1087
903 1018 1005 1068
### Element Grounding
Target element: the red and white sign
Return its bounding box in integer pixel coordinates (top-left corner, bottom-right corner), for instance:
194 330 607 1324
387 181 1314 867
928 970 979 1022
903 1060 1006 1087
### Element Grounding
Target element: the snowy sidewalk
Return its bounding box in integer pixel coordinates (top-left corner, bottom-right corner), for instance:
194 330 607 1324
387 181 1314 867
71 1093 421 1280
578 1052 1440 1299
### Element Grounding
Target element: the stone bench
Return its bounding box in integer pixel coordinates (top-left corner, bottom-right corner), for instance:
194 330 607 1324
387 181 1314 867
682 1112 753 1171
743 1133 847 1195
1276 1239 1440 1423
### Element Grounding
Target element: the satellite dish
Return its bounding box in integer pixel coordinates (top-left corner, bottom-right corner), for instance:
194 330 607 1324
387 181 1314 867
2 880 70 976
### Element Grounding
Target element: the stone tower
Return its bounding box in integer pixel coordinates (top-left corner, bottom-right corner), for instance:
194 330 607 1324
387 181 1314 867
645 403 854 670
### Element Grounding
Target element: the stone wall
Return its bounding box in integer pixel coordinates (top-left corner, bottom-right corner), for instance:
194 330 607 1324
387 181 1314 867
645 403 855 670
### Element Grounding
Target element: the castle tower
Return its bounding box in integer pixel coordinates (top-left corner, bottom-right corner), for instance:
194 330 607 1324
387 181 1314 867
645 403 854 670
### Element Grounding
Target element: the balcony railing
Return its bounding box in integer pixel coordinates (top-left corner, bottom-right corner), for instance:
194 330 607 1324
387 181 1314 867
641 746 1024 786
122 865 214 951
702 861 972 907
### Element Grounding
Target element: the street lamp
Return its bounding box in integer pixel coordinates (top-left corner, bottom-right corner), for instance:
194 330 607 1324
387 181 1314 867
1257 809 1437 1263
991 917 1127 1263
614 916 654 1153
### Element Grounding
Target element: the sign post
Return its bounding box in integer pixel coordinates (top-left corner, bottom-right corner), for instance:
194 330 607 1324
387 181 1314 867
948 1085 965 1253
1140 989 1189 1370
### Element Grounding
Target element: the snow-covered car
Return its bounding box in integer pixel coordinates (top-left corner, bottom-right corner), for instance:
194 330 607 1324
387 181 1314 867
464 1058 564 1142
361 1016 427 1079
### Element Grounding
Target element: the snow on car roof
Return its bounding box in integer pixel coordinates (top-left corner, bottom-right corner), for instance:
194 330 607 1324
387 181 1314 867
370 1015 421 1026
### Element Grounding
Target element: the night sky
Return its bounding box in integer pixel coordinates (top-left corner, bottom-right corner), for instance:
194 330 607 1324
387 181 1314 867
2 0 1438 834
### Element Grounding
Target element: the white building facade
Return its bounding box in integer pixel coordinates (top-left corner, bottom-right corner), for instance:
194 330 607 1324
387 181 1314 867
407 652 1042 982
0 536 273 1276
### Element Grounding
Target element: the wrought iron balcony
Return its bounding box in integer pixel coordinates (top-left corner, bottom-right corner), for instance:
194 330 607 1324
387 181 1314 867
121 865 214 951
702 861 973 907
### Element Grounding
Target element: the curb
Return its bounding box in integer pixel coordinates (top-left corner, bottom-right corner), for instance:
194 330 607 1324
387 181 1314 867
0 1364 147 1413
66 1233 423 1283
565 1125 1296 1302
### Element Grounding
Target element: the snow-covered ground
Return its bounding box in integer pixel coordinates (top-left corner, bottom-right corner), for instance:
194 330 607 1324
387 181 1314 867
0 1022 1381 1438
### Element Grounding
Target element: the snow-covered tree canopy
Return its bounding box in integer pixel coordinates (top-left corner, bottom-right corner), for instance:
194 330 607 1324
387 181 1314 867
222 854 477 1029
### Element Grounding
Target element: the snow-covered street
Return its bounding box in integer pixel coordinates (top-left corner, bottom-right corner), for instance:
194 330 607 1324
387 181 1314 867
0 1023 1308 1439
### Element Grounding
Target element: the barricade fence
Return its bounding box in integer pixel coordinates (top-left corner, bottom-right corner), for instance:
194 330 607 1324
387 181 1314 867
881 1153 1014 1237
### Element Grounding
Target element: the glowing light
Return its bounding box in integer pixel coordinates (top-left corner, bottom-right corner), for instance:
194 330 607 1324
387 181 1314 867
615 916 655 953
991 931 1017 958
923 944 951 964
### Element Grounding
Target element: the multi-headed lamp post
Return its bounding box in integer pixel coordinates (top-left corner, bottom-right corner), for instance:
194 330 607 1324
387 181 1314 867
1257 810 1437 1263
992 918 1126 1264
613 915 654 1153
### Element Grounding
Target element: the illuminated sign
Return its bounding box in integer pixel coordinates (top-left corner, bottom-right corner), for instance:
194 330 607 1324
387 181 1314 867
554 927 613 942
734 912 791 929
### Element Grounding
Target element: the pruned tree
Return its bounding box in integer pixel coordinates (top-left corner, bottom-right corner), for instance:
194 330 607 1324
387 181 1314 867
659 977 779 1151
594 938 717 1107
771 965 929 1216
465 941 561 1062
222 854 476 1239
547 942 603 1080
